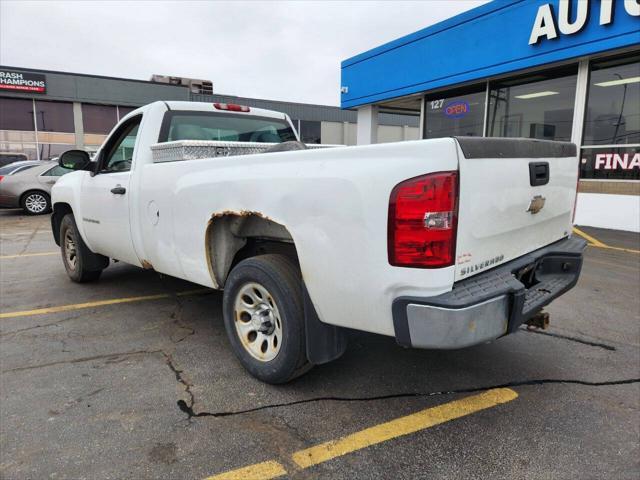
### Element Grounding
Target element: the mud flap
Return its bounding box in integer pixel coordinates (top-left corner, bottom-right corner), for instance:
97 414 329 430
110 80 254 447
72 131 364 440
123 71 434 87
303 285 348 365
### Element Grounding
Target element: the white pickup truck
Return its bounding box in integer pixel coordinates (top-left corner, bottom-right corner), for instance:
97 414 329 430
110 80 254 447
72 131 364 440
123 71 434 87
52 101 586 383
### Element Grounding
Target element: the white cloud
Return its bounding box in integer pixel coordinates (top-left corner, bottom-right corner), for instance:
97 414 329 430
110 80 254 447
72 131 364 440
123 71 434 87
0 0 489 105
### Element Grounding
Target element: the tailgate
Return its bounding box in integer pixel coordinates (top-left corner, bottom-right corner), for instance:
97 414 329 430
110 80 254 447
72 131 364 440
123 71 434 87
454 137 578 281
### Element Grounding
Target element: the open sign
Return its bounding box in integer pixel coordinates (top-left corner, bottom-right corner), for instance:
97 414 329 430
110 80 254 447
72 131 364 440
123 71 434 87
444 101 469 118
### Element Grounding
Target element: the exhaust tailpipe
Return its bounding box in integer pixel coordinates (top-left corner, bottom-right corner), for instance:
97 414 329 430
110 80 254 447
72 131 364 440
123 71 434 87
525 311 550 330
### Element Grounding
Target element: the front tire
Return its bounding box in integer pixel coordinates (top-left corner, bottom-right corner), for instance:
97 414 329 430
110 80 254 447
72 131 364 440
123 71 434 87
21 191 50 215
60 214 105 283
222 254 311 384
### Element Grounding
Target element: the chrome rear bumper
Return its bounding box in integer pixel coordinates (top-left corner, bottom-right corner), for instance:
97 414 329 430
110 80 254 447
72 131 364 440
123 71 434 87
406 295 508 349
393 236 587 349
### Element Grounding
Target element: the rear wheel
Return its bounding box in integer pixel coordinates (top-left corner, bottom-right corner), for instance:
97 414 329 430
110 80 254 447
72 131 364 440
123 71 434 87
21 191 50 215
222 254 311 384
60 214 105 283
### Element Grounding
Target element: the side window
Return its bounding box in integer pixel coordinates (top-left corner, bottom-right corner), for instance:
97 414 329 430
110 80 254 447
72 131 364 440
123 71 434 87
42 165 73 177
101 116 141 173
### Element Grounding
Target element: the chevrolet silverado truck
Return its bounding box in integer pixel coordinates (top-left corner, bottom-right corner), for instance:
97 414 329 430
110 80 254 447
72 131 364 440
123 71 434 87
51 101 586 383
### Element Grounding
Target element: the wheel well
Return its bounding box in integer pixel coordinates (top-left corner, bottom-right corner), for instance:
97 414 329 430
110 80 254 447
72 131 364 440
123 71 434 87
51 202 73 246
205 211 297 288
206 211 348 366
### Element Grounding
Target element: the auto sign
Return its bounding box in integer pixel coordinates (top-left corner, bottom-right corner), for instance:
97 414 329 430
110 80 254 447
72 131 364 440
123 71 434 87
444 101 469 119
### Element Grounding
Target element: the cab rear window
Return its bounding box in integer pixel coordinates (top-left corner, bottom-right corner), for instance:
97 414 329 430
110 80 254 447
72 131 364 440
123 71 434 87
159 112 297 144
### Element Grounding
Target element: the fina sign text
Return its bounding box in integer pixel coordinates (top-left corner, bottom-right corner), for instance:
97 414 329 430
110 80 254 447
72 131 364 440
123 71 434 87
529 0 640 45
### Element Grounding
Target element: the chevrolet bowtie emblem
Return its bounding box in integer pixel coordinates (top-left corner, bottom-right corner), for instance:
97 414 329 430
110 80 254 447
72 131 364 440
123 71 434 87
527 195 546 214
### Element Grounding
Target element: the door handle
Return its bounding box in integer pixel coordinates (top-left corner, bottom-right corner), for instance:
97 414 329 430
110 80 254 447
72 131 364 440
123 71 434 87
529 162 549 186
110 185 126 195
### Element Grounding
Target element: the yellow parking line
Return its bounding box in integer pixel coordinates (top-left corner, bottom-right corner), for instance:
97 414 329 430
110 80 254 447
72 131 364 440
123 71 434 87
573 227 607 247
205 388 518 480
573 227 639 254
588 244 640 255
205 461 288 480
0 251 58 259
0 288 211 319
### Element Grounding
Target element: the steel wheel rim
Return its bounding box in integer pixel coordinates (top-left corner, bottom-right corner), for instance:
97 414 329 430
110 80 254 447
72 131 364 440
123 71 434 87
233 282 282 362
64 229 77 270
25 193 47 213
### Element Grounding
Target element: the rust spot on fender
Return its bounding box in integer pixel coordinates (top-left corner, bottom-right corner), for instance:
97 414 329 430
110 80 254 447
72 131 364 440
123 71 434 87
141 260 154 270
209 210 271 221
204 210 276 289
205 211 271 284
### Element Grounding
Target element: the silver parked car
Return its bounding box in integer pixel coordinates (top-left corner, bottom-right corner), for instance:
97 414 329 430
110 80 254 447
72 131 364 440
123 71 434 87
0 161 72 214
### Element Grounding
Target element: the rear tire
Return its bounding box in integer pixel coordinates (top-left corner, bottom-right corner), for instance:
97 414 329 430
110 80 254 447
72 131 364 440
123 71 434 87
60 214 106 283
222 254 311 384
21 191 51 215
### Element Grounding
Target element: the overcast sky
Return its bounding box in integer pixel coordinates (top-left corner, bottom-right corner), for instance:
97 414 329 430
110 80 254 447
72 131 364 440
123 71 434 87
1 0 488 106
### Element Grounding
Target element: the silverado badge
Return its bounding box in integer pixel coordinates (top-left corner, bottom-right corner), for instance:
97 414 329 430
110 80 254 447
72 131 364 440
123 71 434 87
526 195 546 214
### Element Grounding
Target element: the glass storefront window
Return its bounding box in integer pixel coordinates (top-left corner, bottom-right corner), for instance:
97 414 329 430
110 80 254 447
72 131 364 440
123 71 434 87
583 55 640 146
83 104 118 134
424 86 485 138
488 66 577 141
298 120 321 144
34 100 74 133
0 98 35 131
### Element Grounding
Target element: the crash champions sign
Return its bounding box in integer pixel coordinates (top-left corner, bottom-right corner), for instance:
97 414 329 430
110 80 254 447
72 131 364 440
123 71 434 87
0 69 46 93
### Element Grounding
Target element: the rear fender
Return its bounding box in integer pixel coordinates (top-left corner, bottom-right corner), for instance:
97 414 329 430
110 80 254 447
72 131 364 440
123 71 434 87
205 210 347 364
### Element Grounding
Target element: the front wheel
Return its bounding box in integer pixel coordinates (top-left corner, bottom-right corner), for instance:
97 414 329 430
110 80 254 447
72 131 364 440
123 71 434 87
222 254 311 384
21 191 50 215
60 214 105 283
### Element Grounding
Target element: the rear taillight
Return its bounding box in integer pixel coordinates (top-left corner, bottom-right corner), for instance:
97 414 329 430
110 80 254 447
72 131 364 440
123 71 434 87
213 103 250 112
0 175 3 182
388 171 458 268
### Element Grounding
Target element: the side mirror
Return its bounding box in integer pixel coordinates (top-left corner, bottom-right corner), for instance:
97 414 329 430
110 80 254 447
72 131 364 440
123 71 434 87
59 150 91 171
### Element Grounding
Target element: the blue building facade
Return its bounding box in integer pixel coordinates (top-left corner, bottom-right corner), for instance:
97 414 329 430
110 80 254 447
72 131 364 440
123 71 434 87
341 0 639 109
341 0 639 230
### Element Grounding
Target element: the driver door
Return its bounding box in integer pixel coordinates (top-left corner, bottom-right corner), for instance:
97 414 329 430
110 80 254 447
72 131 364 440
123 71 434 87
80 115 141 265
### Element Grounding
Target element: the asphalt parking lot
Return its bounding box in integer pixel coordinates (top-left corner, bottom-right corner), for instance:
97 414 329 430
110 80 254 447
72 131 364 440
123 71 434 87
1 210 638 480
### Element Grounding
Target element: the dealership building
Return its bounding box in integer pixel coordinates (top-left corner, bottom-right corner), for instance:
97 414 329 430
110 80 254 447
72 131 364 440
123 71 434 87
341 0 639 231
0 67 419 162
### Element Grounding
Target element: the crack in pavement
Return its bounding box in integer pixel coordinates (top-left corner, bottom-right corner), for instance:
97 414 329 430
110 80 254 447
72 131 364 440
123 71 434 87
16 223 42 256
155 273 196 344
1 349 165 373
520 327 617 351
177 378 640 419
3 338 637 425
0 346 199 421
1 322 63 337
1 276 199 420
0 311 91 337
2 278 631 425
163 352 195 421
